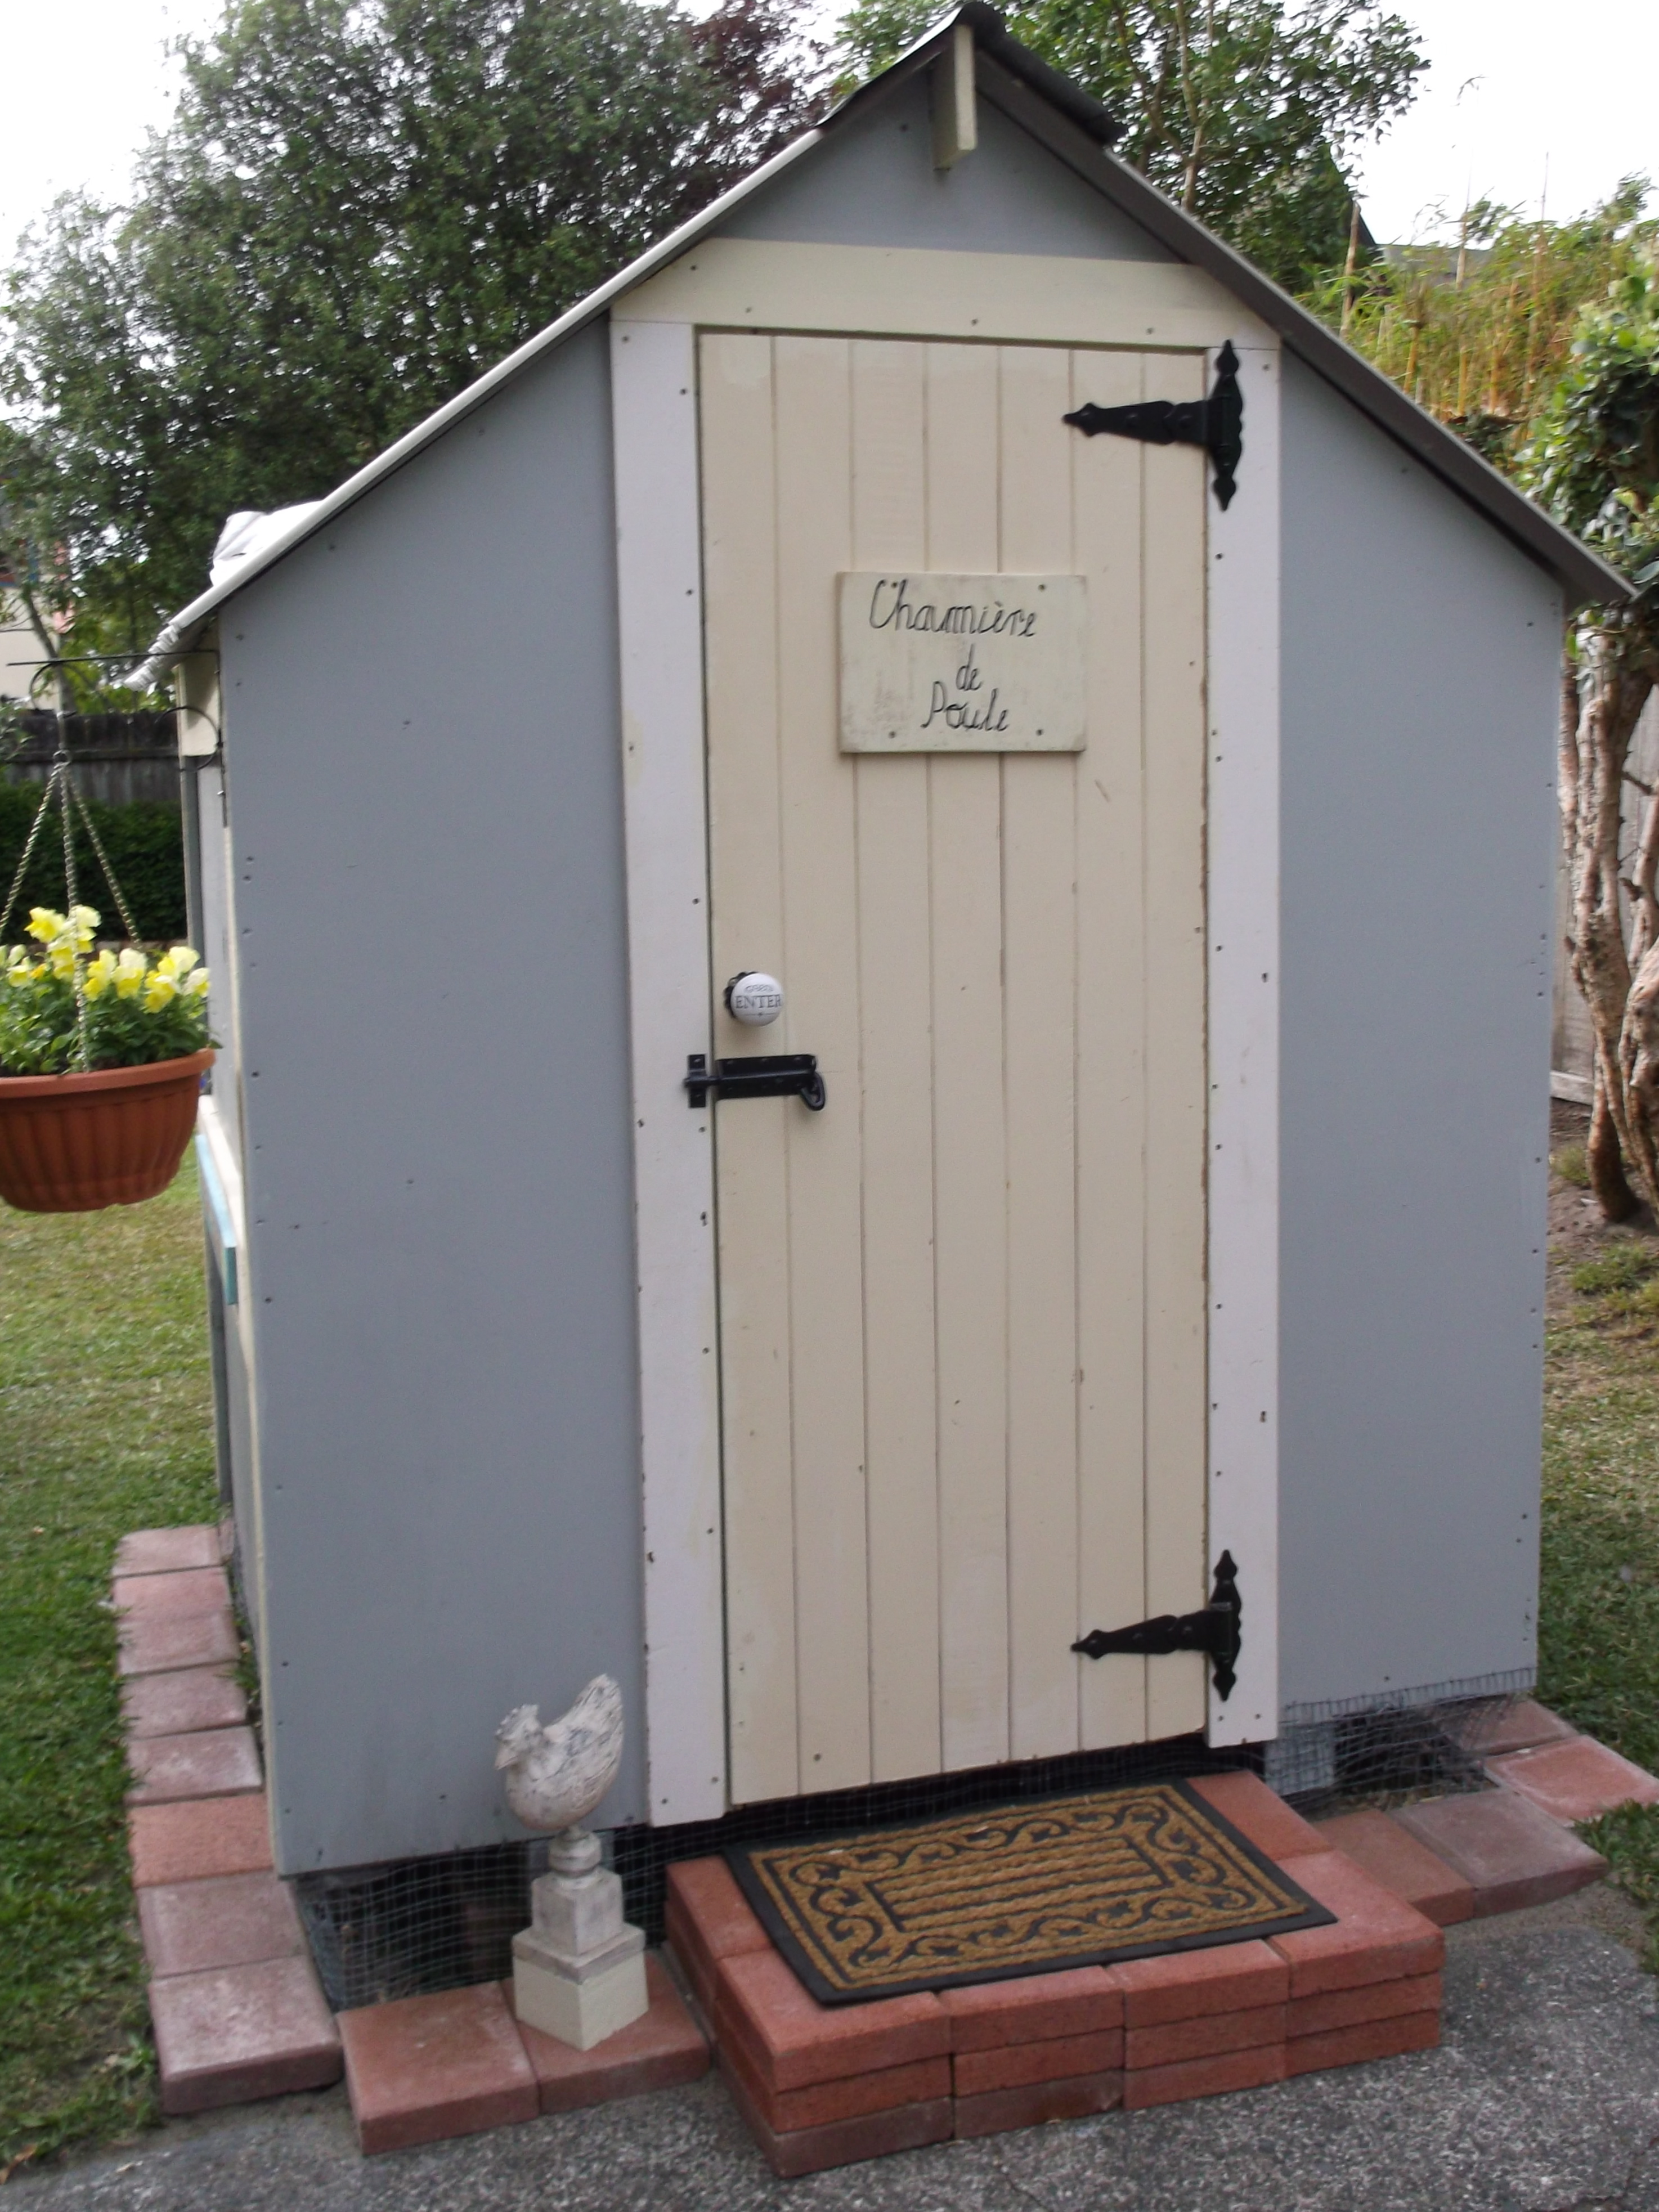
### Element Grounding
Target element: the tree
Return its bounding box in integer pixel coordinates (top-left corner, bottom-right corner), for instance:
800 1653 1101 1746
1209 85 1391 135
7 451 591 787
1319 181 1654 465
1 0 824 653
837 0 1424 294
1520 262 1659 1218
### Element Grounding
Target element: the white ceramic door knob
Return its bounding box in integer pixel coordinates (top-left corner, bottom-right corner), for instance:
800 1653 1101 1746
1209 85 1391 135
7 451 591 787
725 972 784 1025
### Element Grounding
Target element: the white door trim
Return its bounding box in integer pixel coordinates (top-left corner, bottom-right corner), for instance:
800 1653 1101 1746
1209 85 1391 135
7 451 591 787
619 237 1275 355
1204 342 1281 1746
611 315 725 1821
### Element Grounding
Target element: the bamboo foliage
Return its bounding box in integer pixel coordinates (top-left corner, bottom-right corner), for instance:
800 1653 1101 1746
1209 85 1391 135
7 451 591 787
1315 181 1655 461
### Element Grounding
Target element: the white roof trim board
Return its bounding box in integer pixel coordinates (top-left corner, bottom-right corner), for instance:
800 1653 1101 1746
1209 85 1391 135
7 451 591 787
126 4 1625 689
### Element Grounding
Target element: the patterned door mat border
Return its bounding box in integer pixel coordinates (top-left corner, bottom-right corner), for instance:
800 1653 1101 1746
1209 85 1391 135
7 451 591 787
726 1779 1336 2004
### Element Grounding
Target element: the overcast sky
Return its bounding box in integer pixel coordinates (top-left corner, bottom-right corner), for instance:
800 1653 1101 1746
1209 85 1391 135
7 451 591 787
2 0 1654 263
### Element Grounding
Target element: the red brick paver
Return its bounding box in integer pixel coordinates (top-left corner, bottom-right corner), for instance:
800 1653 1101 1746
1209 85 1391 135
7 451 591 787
954 2070 1124 2138
129 1793 273 1886
1267 1851 1443 1997
115 1526 222 1577
122 1666 248 1740
1393 1790 1607 1915
1126 2003 1285 2071
1451 1699 1579 1758
723 2036 950 2131
138 1872 305 1978
664 1858 770 2018
127 1726 263 1806
149 1955 340 2115
1287 1970 1442 2040
508 1957 709 2115
340 1983 537 2155
1286 2007 1440 2075
1489 1738 1659 1825
715 1950 950 2091
1123 2040 1286 2110
112 1566 232 1619
1189 1771 1328 1859
719 2049 952 2179
117 1609 239 1679
954 2028 1124 2096
1110 1938 1287 2026
1312 1809 1474 1927
940 1964 1121 2052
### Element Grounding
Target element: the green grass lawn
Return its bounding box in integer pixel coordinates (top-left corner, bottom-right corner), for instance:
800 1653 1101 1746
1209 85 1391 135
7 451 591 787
4 1146 1659 2174
0 1158 217 2178
1538 1223 1659 1959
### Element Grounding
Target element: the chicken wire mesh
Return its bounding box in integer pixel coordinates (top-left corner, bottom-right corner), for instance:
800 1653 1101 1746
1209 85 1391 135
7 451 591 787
294 1687 1526 2009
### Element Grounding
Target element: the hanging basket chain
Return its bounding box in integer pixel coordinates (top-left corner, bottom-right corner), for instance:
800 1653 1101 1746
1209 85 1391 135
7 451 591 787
68 782 143 945
0 771 60 945
2 726 150 1075
56 753 92 1072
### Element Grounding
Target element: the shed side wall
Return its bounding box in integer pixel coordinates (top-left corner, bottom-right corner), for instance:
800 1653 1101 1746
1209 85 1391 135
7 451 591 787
1278 351 1558 1716
221 322 643 1870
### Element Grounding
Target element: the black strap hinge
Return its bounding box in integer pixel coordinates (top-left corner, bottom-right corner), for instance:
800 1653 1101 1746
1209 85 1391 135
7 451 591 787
1064 340 1244 509
1071 1550 1241 1699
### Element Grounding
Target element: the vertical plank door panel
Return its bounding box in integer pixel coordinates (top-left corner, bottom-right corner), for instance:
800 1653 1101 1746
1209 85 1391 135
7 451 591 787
770 336 872 1792
702 331 1212 1802
1071 348 1152 1747
1140 350 1210 1744
924 340 1011 1771
700 334 800 1804
997 343 1083 1761
849 339 944 1784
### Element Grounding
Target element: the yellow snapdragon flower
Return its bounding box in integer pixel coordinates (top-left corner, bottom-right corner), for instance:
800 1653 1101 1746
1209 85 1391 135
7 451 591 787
155 946 200 980
143 970 178 1011
83 949 118 1001
26 907 64 943
114 948 148 999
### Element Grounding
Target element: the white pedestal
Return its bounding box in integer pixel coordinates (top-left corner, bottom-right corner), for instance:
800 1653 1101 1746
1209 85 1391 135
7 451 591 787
510 1828 649 2052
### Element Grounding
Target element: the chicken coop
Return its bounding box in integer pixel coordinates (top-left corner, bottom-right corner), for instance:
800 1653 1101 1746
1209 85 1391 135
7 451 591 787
135 5 1619 1935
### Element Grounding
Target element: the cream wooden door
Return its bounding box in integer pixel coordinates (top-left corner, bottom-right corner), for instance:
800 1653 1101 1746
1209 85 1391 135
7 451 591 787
699 332 1208 1807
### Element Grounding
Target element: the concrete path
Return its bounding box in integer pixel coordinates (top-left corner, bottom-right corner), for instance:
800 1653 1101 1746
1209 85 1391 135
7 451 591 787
17 1892 1659 2212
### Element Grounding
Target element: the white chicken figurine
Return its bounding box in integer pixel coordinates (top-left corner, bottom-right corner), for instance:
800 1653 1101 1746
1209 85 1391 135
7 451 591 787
494 1673 624 1835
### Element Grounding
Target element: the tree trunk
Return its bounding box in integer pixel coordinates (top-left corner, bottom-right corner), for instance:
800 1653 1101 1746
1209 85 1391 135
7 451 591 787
1562 630 1658 1216
1588 1061 1638 1220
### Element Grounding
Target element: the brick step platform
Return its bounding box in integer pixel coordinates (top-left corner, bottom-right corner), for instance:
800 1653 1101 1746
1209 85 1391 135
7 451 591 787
667 1772 1452 2176
111 1528 1658 2167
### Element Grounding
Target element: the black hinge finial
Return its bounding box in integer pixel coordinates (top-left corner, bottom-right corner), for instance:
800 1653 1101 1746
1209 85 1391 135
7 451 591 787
1064 340 1244 509
1071 1549 1242 1699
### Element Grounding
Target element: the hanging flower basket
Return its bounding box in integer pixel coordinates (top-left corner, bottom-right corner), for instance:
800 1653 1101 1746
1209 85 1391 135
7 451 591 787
0 1046 214 1212
1 898 215 1213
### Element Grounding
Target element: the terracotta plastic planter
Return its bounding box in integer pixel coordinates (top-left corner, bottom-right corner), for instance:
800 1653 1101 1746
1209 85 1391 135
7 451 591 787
0 1048 214 1213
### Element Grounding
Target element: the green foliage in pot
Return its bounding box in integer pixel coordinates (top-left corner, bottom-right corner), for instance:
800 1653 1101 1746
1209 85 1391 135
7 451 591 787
0 907 212 1076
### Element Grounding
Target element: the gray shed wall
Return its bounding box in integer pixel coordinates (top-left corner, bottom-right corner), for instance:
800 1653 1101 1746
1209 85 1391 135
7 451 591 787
219 321 644 1872
720 69 1173 262
1277 352 1561 1717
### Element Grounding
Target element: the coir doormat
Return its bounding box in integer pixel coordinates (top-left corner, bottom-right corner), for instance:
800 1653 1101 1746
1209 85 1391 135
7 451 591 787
725 1779 1337 2004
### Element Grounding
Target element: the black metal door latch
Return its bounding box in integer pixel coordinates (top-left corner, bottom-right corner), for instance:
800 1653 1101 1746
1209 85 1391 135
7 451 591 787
684 1052 826 1111
1063 340 1244 509
1071 1550 1242 1700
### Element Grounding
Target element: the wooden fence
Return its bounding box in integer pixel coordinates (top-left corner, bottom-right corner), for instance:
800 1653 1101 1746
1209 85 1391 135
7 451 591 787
3 711 181 807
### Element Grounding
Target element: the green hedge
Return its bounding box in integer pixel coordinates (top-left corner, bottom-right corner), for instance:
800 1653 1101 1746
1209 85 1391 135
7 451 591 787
0 783 187 946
